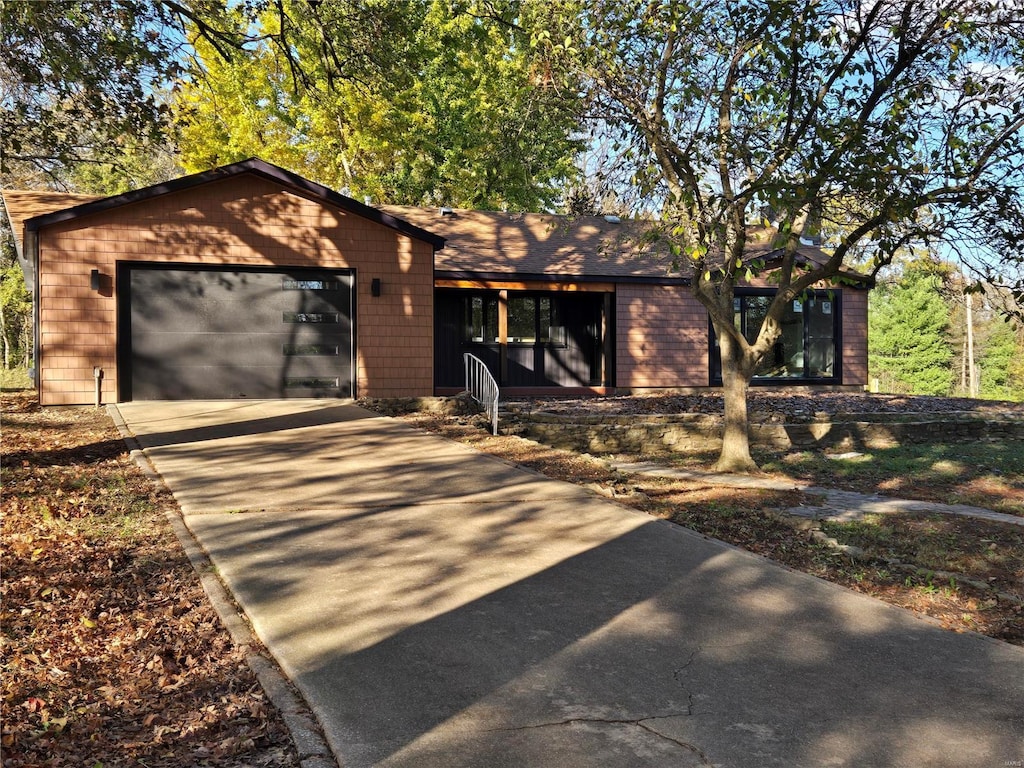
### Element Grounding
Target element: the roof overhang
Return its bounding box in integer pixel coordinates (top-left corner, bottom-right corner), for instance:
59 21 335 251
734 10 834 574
434 269 691 287
756 248 875 289
21 158 446 251
1 190 103 291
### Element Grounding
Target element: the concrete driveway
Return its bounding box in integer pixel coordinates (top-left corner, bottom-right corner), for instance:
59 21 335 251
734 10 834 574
113 400 1024 768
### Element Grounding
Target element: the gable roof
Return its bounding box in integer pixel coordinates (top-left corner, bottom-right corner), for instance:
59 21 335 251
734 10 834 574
381 205 682 281
381 204 870 286
7 158 446 250
1 190 101 259
1 158 868 288
0 190 104 291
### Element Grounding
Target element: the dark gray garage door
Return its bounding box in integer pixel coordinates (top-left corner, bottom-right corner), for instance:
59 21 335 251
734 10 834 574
122 266 354 399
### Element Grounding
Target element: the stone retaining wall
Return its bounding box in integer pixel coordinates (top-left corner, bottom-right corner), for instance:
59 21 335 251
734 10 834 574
357 393 479 417
506 410 1024 454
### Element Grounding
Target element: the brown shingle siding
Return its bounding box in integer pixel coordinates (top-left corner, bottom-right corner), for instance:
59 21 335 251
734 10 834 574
9 160 871 403
30 174 435 404
617 285 709 388
841 289 868 386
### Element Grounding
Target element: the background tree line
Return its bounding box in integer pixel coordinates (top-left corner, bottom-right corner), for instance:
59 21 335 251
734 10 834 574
869 259 1024 401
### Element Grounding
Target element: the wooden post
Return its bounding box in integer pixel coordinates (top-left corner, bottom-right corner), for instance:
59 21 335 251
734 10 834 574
966 292 977 398
498 290 508 386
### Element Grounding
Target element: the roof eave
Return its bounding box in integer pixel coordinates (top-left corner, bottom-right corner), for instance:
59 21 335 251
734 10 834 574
23 158 446 250
435 269 691 286
756 250 874 288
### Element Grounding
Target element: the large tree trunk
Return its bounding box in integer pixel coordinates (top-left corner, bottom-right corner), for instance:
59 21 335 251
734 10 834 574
715 327 759 473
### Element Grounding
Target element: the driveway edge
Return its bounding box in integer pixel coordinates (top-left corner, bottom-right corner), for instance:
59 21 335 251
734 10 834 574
107 405 338 768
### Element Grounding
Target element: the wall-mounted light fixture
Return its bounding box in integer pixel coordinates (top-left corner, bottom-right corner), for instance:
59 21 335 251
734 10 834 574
371 278 382 297
90 269 101 291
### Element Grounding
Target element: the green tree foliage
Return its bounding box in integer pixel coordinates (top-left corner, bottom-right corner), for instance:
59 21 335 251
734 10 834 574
941 276 1024 401
0 215 31 370
62 143 183 196
978 318 1020 399
540 0 1024 470
174 0 583 210
869 266 952 396
0 0 184 188
970 296 1024 401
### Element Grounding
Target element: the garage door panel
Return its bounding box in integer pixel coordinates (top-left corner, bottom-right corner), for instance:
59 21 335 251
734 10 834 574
128 333 345 366
131 362 347 400
130 272 277 326
125 266 354 400
131 305 354 336
130 271 351 330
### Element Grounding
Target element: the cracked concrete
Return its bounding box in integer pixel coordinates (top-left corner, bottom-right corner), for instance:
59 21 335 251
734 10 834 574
671 653 702 718
114 401 1024 768
491 716 712 766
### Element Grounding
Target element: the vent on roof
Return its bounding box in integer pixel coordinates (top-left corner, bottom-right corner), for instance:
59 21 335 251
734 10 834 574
439 207 455 216
364 196 372 206
603 214 621 223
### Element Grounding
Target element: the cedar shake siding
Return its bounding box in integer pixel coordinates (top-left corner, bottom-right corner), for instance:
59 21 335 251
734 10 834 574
28 172 436 404
842 288 869 386
4 159 872 403
617 284 710 389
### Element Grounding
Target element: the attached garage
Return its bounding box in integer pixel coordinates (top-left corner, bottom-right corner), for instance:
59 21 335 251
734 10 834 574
120 264 355 400
2 159 444 405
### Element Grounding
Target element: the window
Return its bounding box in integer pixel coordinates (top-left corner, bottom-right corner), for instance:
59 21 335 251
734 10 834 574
462 293 567 346
283 344 339 356
711 290 839 383
508 296 536 342
467 296 499 342
283 312 340 323
282 279 340 291
284 376 340 388
539 297 566 345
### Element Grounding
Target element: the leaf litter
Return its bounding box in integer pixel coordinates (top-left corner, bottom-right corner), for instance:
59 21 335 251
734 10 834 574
1 392 300 767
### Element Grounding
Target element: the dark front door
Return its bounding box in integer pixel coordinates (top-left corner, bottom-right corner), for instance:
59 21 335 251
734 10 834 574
121 265 354 399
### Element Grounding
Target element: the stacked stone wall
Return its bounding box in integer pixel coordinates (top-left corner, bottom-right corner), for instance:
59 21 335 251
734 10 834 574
506 411 1024 454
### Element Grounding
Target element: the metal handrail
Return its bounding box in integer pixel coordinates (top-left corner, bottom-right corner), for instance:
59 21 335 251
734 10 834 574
463 353 499 435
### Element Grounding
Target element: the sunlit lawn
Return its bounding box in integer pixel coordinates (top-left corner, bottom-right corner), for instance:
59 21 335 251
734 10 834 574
652 441 1023 515
759 441 1024 515
0 368 33 391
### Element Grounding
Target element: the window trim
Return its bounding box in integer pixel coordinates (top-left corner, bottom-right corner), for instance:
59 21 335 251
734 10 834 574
462 291 569 349
709 288 843 385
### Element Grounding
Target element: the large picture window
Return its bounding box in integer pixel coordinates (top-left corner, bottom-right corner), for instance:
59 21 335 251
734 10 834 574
468 295 499 342
435 288 607 388
505 296 565 345
463 294 567 346
710 290 840 383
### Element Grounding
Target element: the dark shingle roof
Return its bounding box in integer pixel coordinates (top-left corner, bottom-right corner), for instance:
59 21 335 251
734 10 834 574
1 159 868 287
381 205 681 280
380 205 867 285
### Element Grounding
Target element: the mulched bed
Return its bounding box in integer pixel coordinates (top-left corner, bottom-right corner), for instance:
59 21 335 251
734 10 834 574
507 391 1023 421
